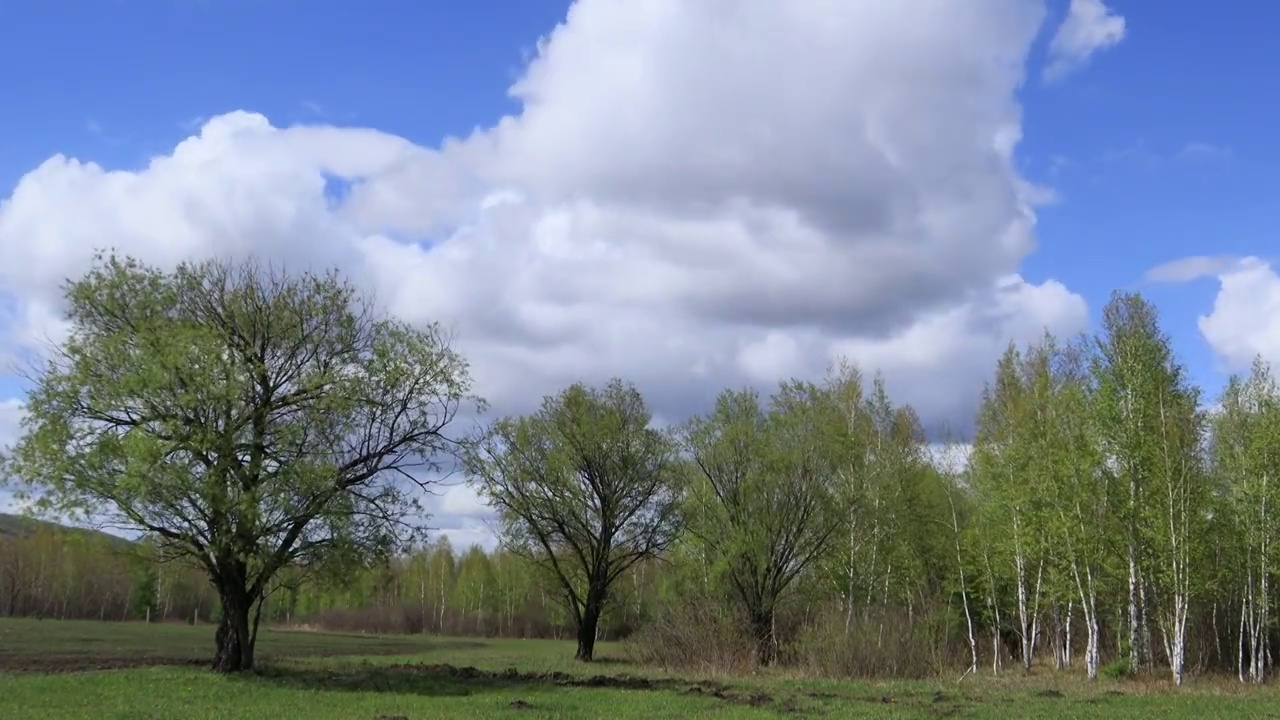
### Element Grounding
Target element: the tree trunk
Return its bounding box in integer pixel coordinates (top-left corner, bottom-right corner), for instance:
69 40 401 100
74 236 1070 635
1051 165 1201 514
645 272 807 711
212 584 256 673
575 596 603 662
751 610 777 667
1128 538 1142 673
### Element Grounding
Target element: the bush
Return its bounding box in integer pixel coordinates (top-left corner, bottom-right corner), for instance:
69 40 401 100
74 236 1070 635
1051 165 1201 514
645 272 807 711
790 605 959 680
624 599 757 675
1100 658 1133 680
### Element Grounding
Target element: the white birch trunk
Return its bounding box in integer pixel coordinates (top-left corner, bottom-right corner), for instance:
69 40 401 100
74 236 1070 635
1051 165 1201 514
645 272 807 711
983 547 1002 675
1128 521 1142 672
1065 600 1074 667
1071 561 1101 679
949 491 978 675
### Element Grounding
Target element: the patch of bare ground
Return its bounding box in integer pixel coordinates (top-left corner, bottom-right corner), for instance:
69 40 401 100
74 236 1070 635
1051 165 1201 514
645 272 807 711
0 655 210 673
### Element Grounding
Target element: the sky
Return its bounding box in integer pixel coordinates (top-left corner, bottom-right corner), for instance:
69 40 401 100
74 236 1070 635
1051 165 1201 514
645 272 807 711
1 0 1278 550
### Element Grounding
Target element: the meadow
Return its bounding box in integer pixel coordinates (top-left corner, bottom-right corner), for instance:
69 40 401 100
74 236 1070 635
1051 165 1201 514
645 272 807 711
2 618 1278 719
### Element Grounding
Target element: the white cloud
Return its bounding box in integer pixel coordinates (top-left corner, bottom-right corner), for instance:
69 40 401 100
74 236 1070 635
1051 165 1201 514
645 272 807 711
1146 255 1244 284
1044 0 1127 82
0 0 1091 539
423 483 498 551
1199 258 1280 371
925 442 974 476
1178 142 1233 162
0 398 23 447
0 398 26 514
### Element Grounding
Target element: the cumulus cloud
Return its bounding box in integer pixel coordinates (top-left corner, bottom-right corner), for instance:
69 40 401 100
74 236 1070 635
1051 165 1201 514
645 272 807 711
1044 0 1127 82
0 0 1091 537
422 483 499 551
1199 258 1280 370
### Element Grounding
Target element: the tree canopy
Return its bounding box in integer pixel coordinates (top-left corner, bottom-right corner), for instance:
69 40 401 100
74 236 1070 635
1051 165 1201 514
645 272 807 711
464 378 681 661
4 253 478 671
680 377 848 665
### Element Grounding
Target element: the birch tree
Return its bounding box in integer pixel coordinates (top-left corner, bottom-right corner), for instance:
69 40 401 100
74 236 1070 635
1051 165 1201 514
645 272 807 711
1214 357 1280 683
1092 291 1204 684
1045 335 1112 679
972 343 1048 672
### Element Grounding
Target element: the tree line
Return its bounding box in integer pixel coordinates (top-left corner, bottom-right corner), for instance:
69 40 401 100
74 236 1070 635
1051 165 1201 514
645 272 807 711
462 291 1280 685
3 253 1278 684
0 526 660 641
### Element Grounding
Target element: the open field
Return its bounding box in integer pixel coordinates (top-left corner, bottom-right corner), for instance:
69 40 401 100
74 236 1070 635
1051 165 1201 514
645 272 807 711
2 619 1279 719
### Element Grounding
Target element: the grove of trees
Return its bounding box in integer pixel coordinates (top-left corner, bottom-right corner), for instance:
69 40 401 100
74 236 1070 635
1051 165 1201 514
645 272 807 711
4 253 1280 687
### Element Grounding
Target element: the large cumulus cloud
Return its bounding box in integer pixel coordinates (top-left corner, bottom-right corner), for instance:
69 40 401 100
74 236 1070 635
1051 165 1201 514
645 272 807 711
0 0 1095 531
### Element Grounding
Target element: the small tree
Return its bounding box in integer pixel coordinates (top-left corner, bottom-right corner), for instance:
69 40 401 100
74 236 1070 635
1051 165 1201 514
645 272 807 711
464 379 681 661
5 253 477 672
681 378 845 666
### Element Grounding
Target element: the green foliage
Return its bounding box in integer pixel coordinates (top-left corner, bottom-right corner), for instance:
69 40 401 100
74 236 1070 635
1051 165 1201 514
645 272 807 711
10 261 1280 686
465 378 682 659
129 562 159 620
4 252 478 671
681 367 867 665
1100 657 1133 680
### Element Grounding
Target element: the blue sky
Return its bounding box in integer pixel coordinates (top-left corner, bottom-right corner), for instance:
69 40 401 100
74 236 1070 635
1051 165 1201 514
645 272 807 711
0 1 559 183
0 0 1266 401
1018 0 1277 399
0 0 1277 538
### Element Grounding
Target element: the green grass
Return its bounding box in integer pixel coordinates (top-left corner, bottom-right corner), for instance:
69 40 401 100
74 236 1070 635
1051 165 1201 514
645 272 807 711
2 618 1279 719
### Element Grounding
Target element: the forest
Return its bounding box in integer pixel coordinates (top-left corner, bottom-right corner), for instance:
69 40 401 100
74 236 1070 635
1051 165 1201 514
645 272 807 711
3 254 1279 687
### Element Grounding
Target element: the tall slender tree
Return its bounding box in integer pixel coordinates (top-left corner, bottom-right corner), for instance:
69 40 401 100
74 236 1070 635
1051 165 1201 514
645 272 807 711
1214 357 1280 682
1091 291 1204 684
1046 335 1112 679
972 343 1047 672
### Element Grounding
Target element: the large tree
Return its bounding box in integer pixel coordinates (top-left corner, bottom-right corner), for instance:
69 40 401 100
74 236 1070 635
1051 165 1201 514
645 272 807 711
464 379 681 662
681 376 846 666
4 253 476 672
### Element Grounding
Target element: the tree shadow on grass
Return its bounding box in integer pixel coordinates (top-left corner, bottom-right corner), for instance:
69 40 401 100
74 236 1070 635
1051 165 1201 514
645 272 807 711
257 638 491 662
242 661 783 710
238 661 964 715
0 639 493 674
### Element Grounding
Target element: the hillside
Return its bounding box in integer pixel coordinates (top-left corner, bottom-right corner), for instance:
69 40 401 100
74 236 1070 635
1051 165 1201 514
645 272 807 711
0 512 134 548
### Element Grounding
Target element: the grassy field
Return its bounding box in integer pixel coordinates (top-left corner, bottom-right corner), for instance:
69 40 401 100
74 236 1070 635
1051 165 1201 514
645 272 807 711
2 619 1279 718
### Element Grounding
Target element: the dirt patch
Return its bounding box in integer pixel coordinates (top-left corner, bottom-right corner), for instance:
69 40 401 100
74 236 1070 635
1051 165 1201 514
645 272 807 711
389 663 679 692
0 654 209 674
1035 689 1064 698
376 663 783 711
508 700 534 710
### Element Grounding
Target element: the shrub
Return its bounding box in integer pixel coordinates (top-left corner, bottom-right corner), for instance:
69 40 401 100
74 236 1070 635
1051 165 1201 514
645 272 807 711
623 599 757 675
790 605 959 680
1100 658 1133 680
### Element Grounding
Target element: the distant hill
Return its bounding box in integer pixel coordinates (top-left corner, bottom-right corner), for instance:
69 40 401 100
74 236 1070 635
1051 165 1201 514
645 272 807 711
0 512 135 548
